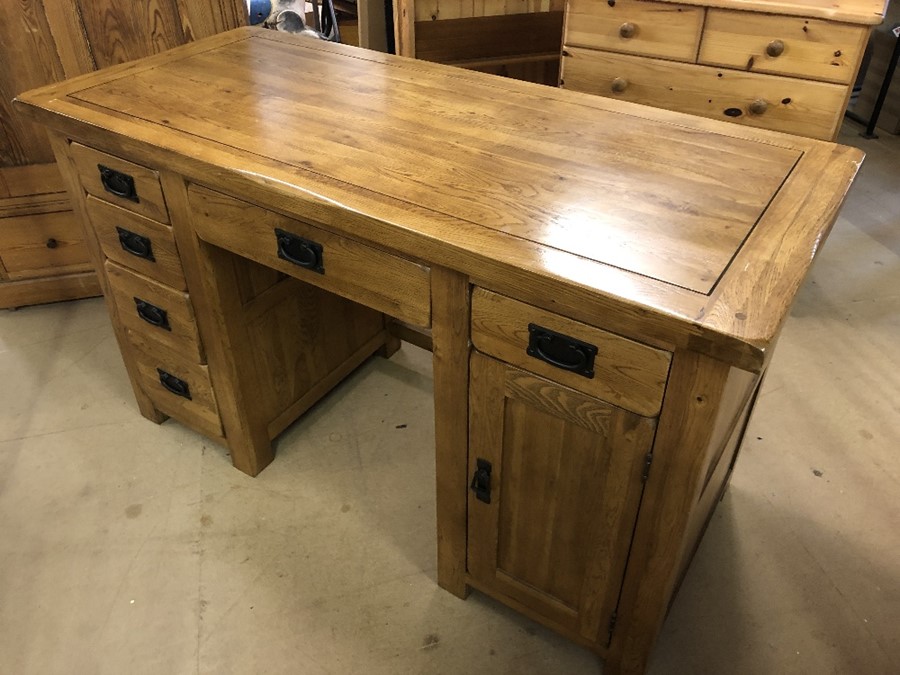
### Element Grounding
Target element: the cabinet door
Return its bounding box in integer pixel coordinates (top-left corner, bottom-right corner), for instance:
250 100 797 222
467 351 656 644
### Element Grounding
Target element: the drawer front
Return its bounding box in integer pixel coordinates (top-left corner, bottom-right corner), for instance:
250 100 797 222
565 0 704 62
0 210 92 279
471 288 671 417
69 143 169 223
105 260 204 362
699 10 868 85
562 47 847 140
131 345 222 439
86 196 186 290
188 184 432 328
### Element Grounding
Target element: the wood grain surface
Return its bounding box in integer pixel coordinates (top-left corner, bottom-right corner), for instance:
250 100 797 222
14 28 864 371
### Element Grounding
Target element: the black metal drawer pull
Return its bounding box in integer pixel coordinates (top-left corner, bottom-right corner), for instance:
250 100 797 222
134 297 171 331
98 164 139 202
116 227 155 261
470 458 492 504
157 369 191 399
275 228 324 274
526 323 598 379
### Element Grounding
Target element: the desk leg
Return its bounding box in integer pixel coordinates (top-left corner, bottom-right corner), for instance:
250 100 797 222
606 350 730 674
431 266 470 598
163 173 274 476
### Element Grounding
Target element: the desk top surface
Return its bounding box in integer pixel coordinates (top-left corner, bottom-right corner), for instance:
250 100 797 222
16 28 864 370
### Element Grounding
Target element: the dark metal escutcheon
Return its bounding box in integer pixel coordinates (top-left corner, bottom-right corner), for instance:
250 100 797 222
98 164 139 202
470 458 492 504
116 227 154 260
275 228 324 274
157 369 191 399
526 324 598 378
134 297 171 331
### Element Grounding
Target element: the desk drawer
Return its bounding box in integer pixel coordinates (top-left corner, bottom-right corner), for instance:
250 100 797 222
105 260 204 363
699 10 868 85
0 210 92 279
565 0 704 62
562 47 846 139
69 143 170 223
86 196 186 290
471 288 670 417
131 346 222 439
188 184 432 327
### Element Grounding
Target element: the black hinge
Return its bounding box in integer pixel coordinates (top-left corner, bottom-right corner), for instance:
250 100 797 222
641 451 654 482
607 610 618 645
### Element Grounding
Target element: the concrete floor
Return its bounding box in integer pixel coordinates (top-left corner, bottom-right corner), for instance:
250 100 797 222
1 121 898 675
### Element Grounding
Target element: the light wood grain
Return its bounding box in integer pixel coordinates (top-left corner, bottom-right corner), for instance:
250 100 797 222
69 143 170 223
104 259 205 363
468 351 654 643
187 184 431 328
699 10 870 85
471 288 671 417
565 0 704 62
86 195 187 291
0 210 92 280
0 271 100 310
563 46 848 140
652 0 888 25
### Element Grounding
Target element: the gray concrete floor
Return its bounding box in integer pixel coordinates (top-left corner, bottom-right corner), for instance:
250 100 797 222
1 122 898 675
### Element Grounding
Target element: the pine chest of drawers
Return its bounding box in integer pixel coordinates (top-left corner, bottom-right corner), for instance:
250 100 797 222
562 0 889 139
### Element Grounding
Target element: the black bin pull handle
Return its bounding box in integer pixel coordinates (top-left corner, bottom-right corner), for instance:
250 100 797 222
526 323 598 379
275 228 324 274
98 164 140 202
115 227 155 261
133 297 171 331
157 369 191 399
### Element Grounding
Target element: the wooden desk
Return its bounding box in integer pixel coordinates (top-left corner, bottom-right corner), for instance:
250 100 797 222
562 0 889 140
15 27 862 674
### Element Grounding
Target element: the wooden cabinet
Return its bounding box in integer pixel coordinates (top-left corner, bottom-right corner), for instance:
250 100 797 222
467 350 656 646
562 0 887 140
0 0 246 309
16 30 865 674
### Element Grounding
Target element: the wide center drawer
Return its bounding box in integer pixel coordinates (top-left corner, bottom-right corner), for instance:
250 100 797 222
698 10 868 85
187 184 432 328
565 0 705 63
471 288 671 417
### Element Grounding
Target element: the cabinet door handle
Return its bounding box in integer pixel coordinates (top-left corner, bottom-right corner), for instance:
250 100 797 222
526 323 598 379
470 458 492 504
766 39 785 57
116 227 155 261
275 228 324 274
134 297 171 331
98 164 140 202
619 22 636 39
157 369 191 399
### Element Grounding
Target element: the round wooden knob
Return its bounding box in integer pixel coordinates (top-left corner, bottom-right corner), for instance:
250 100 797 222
611 77 629 93
619 22 636 39
749 99 768 115
766 39 785 57
45 238 58 249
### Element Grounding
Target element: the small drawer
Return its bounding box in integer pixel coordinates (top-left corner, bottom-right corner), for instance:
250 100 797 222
86 195 186 290
471 288 671 417
105 260 204 362
130 346 222 439
565 0 704 63
699 10 868 85
0 210 92 280
187 184 432 328
562 47 847 140
68 143 169 223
